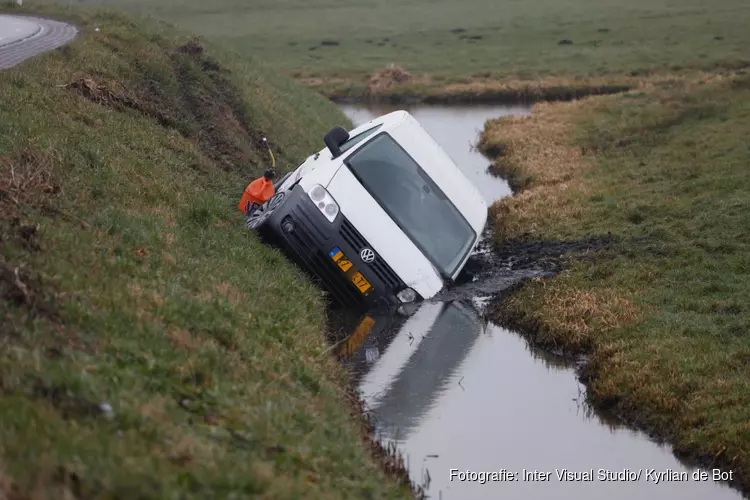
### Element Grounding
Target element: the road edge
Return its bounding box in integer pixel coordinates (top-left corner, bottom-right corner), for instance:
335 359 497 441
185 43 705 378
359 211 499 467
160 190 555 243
0 13 78 70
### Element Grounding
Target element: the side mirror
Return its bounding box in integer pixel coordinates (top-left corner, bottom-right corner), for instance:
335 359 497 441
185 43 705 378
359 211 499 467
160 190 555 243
324 126 350 158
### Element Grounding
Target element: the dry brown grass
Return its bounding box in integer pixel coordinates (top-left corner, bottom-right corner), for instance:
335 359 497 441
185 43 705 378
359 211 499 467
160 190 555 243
127 282 165 308
0 148 58 220
445 70 731 99
162 252 176 266
480 102 586 186
366 64 414 94
196 280 247 305
311 71 644 102
167 328 204 351
431 74 635 100
162 232 176 247
0 465 15 500
214 281 246 304
149 206 177 227
309 66 738 105
297 75 353 89
139 396 172 422
164 437 196 467
495 276 643 351
125 282 165 326
479 99 600 240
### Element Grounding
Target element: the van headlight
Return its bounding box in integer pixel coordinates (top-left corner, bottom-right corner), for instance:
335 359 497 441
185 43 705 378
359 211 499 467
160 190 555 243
307 184 339 223
397 287 418 304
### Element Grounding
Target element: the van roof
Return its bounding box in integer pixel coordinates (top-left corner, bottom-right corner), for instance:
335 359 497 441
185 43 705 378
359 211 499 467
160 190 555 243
347 110 410 136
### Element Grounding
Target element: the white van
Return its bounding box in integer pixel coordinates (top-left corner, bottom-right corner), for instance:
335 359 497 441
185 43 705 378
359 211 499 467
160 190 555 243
247 110 487 310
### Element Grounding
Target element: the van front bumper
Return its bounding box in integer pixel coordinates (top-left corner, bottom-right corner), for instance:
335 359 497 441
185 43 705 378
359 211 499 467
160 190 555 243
260 185 409 311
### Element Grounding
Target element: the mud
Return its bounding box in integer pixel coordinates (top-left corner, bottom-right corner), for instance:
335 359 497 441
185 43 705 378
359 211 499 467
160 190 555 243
0 260 58 318
66 77 180 130
491 235 617 272
171 40 271 170
65 38 272 176
434 232 557 302
30 380 103 420
2 218 41 252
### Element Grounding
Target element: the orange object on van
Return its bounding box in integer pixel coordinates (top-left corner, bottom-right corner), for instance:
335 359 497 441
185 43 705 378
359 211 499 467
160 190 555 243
238 169 276 214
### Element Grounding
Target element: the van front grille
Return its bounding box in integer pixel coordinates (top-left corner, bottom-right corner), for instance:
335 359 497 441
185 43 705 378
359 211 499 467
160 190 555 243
282 218 366 309
339 219 403 291
340 219 368 251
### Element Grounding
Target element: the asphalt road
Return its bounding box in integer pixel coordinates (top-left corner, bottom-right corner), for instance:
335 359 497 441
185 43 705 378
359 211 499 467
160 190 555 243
0 14 78 70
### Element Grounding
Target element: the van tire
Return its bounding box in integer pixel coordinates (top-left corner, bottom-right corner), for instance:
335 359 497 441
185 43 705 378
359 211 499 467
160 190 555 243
246 191 287 231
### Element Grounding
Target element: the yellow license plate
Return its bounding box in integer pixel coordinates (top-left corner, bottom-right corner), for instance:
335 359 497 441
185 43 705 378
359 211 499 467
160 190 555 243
337 315 377 357
329 247 373 296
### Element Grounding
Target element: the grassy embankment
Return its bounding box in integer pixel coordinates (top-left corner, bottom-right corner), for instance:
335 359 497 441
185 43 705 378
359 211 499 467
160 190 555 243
479 74 750 492
41 0 750 102
0 5 412 498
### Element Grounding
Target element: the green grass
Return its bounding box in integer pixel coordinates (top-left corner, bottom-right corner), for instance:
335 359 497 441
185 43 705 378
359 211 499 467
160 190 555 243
0 4 411 498
481 75 750 492
52 0 750 84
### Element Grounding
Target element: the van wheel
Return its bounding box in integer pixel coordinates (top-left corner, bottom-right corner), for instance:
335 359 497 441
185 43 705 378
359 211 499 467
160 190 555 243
246 191 287 230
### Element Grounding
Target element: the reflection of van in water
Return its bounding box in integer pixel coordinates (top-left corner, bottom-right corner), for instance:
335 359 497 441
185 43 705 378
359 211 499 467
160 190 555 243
339 301 482 441
247 111 488 310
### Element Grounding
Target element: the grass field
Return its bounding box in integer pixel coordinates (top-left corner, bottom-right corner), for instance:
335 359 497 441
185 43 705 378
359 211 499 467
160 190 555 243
479 73 750 492
55 0 750 99
0 4 411 498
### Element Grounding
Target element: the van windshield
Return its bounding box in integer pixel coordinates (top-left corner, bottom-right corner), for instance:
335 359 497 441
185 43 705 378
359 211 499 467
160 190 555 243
345 133 476 277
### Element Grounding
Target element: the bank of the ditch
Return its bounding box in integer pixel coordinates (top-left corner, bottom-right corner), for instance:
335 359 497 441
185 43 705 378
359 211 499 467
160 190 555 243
302 65 750 106
478 72 750 494
0 5 414 499
307 71 634 105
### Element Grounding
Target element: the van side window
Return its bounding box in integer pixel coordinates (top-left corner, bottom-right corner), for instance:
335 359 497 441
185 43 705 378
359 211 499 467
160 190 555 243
339 124 383 154
345 133 476 277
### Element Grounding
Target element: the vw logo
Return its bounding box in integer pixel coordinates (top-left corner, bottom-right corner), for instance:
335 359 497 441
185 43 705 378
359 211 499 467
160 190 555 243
360 248 375 264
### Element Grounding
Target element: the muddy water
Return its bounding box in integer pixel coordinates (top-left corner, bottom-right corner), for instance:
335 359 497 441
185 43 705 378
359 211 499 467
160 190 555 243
336 104 744 499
